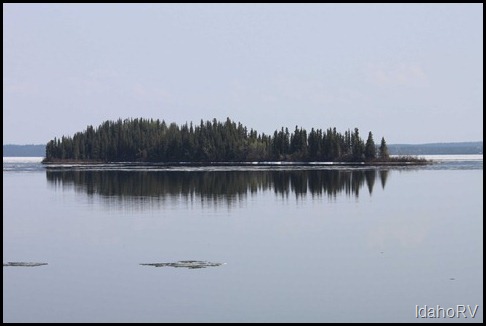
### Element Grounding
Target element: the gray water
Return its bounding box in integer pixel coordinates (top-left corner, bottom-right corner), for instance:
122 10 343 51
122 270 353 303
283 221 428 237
3 156 483 322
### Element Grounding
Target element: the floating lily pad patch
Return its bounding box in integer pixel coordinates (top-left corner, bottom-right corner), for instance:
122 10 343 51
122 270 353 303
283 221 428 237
3 262 48 267
140 260 224 269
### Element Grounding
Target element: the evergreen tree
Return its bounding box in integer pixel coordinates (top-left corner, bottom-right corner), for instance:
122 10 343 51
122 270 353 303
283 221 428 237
351 128 365 161
379 137 389 160
364 131 376 161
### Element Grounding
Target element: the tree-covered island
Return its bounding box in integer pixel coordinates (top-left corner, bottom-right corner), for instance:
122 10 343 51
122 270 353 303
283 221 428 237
43 118 427 164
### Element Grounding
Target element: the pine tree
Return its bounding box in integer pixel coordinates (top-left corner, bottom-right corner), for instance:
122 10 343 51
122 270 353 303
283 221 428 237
351 128 364 161
379 137 389 160
364 131 376 161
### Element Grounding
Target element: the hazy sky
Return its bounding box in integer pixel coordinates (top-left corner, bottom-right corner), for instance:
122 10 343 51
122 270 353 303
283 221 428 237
3 4 483 144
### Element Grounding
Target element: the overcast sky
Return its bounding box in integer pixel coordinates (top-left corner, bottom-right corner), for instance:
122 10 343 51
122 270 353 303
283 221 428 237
3 4 483 145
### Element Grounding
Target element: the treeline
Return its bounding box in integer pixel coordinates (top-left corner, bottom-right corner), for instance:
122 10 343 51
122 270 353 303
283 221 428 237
44 118 389 162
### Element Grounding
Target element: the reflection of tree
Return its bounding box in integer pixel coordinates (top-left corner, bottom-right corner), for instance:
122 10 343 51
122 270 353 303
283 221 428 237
46 169 390 205
365 170 376 195
379 169 389 189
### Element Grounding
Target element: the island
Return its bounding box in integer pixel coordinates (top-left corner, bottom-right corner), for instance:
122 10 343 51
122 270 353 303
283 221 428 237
42 118 427 164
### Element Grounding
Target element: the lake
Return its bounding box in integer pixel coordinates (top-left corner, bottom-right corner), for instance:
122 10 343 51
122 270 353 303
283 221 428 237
3 156 483 322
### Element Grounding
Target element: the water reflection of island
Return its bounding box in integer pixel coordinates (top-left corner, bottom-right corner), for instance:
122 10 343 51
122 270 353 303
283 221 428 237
46 169 390 205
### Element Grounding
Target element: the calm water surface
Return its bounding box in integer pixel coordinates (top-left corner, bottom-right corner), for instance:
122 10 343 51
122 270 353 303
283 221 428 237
3 156 483 322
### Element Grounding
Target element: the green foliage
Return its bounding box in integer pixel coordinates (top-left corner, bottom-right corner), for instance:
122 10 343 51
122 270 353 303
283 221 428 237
351 128 365 161
44 118 387 163
379 137 389 160
364 131 376 161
